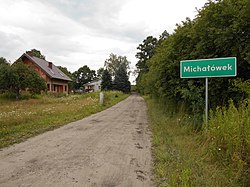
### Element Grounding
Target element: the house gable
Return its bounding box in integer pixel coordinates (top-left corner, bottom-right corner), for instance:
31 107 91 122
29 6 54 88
20 53 72 82
19 52 72 94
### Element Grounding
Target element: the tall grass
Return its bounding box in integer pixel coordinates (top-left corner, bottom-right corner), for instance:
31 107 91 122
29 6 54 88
145 96 249 187
205 99 250 185
0 91 129 149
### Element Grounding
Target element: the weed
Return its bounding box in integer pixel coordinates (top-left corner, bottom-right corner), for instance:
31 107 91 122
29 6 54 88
145 97 247 187
205 99 250 185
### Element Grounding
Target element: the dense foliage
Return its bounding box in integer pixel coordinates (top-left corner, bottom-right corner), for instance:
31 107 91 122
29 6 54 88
102 53 131 93
101 69 112 91
0 57 9 65
113 64 131 93
104 53 130 78
27 49 46 60
136 0 250 184
57 53 131 93
0 62 46 99
136 0 250 116
72 65 97 90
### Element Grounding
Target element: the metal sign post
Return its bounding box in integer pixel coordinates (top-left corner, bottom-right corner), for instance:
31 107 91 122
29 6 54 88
180 57 237 129
205 77 208 129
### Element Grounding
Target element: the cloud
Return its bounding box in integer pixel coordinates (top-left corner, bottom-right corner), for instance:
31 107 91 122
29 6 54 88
0 0 207 82
0 31 25 61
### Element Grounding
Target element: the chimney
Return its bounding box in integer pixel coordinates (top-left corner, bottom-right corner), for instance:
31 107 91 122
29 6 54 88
26 51 33 57
48 62 52 69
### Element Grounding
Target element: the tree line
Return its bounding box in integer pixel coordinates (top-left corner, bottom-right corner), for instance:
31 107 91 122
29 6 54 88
59 53 131 93
0 49 131 98
136 0 250 117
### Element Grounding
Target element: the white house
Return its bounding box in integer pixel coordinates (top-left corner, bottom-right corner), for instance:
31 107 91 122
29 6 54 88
83 79 101 92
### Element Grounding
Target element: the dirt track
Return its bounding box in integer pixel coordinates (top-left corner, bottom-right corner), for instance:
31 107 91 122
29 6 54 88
0 94 153 187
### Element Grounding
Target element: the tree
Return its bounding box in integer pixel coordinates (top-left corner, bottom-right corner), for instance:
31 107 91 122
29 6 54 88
101 69 112 91
72 65 96 90
27 69 47 95
97 67 104 79
135 36 158 73
27 49 45 59
58 66 73 79
135 36 158 94
0 63 18 93
159 30 170 41
0 61 46 98
0 57 9 65
58 66 74 91
104 53 130 77
113 65 131 93
12 62 46 98
136 0 250 115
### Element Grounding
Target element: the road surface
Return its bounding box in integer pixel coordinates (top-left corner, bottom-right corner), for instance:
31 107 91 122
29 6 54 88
0 94 153 187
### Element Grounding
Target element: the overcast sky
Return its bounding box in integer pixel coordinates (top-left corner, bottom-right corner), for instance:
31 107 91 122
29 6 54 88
0 0 207 83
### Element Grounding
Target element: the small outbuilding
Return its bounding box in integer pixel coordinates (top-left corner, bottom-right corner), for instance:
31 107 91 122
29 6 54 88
83 79 102 92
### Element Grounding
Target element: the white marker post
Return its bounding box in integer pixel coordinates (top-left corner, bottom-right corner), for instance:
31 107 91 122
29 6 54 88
100 92 104 105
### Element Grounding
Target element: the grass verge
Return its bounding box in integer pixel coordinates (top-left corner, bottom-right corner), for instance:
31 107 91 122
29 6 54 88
145 96 248 187
0 91 129 149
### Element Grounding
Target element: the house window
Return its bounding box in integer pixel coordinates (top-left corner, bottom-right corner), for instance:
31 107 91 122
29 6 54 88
65 85 67 92
47 84 50 91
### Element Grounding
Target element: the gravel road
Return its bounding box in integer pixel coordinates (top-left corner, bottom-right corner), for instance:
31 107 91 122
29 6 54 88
0 94 154 187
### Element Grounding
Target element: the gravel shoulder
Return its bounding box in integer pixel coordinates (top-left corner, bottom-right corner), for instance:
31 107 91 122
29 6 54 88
0 94 153 187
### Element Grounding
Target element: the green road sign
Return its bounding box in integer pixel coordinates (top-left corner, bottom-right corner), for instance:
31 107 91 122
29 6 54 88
180 57 237 78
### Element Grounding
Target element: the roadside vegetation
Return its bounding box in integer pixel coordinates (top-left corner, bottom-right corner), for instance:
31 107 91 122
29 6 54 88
0 91 129 149
146 97 249 187
135 0 250 186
